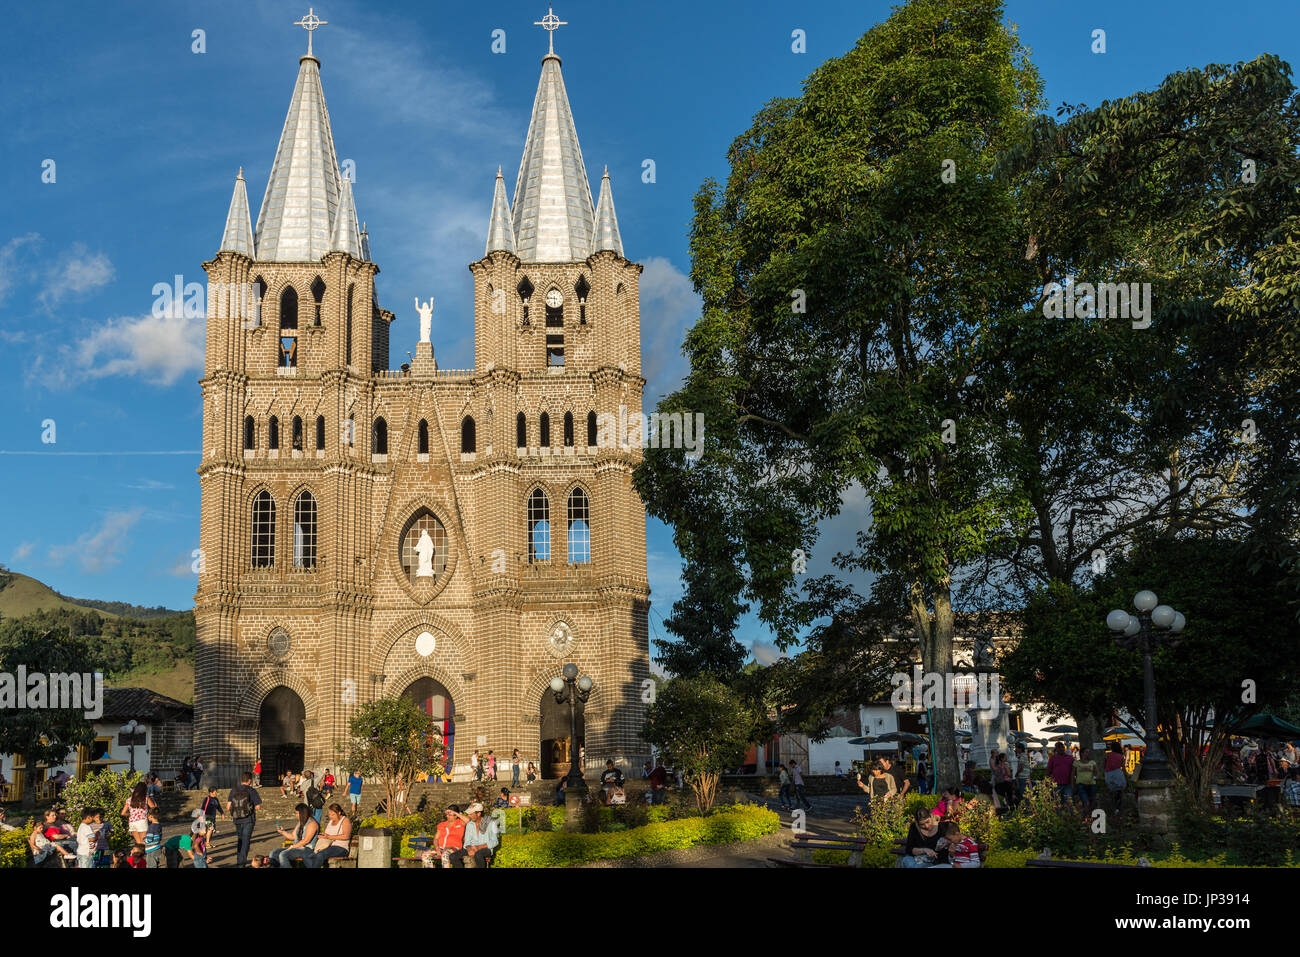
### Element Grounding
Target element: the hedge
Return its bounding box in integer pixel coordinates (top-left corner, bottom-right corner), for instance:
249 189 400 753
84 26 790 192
1 824 31 868
493 804 779 867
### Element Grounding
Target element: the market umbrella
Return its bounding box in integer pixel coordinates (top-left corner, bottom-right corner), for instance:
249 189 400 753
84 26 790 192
1009 730 1036 739
847 737 877 746
1234 713 1300 740
876 732 926 744
1048 734 1078 743
1042 724 1078 734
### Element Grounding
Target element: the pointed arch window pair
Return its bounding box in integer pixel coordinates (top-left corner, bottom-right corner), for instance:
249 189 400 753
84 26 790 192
251 490 318 568
527 487 591 564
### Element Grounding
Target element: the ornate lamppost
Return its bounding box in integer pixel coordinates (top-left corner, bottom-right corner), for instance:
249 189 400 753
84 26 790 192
1105 590 1186 783
549 663 593 790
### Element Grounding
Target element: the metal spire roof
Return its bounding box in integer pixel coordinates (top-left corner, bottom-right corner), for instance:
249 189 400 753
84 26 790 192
254 53 344 261
219 168 255 257
592 166 624 257
330 175 362 258
512 54 596 262
486 165 518 256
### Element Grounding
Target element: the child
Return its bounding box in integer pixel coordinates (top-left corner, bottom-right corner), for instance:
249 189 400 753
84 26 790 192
129 844 148 869
144 811 164 867
113 849 132 869
938 820 981 868
76 808 102 869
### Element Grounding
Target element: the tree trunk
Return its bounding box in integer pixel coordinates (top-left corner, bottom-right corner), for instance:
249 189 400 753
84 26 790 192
928 588 959 790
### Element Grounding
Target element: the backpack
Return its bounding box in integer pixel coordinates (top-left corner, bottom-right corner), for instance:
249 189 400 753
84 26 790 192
229 786 254 819
307 786 325 810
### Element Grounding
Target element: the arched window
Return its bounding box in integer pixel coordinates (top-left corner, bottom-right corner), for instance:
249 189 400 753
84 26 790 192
279 286 298 368
575 275 590 324
291 416 303 452
251 490 276 567
243 415 256 451
373 417 388 455
345 284 354 366
418 419 429 455
310 276 325 326
292 491 317 569
280 286 298 329
268 415 280 451
461 416 476 454
539 411 551 448
517 276 535 324
563 411 574 447
315 415 326 452
567 487 590 564
587 410 598 447
527 488 550 562
516 412 527 449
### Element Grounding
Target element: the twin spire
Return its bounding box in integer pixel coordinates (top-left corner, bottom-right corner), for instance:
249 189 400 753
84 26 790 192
220 9 625 266
487 47 624 261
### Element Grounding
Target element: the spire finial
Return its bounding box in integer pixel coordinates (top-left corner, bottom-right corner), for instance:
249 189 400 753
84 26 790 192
294 7 328 57
237 166 244 179
533 5 567 56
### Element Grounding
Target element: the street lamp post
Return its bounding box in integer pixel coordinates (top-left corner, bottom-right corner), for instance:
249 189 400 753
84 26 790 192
550 663 593 790
121 719 140 774
1105 590 1186 783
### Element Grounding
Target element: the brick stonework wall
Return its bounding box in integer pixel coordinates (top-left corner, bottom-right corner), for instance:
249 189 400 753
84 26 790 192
195 240 652 787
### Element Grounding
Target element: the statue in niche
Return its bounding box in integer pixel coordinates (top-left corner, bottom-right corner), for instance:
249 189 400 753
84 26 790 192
415 529 435 578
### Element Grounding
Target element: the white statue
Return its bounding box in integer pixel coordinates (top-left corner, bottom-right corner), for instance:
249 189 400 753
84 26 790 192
415 529 435 578
414 297 434 344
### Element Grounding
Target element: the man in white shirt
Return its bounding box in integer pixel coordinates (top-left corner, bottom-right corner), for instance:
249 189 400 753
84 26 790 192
458 803 499 867
789 761 813 811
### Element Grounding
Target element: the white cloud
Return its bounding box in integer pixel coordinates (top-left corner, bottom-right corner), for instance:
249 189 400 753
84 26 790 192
40 243 114 306
0 233 41 304
638 256 699 403
10 542 34 563
125 478 176 491
68 313 205 387
750 640 788 666
47 508 144 574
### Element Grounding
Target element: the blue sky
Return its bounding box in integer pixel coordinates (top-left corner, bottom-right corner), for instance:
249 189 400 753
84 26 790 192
1 1 1295 662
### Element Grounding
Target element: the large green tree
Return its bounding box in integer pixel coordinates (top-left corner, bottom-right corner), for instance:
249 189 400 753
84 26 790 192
636 0 1043 788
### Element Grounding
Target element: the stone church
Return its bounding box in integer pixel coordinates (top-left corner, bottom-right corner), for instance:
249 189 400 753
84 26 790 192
195 14 651 786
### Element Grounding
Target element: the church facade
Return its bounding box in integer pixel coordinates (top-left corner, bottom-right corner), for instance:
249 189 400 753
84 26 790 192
194 17 651 786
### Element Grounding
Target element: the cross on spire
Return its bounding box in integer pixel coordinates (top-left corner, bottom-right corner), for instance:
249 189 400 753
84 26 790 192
294 7 328 57
534 5 567 56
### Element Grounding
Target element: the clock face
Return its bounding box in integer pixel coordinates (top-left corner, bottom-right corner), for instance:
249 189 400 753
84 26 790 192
545 289 563 309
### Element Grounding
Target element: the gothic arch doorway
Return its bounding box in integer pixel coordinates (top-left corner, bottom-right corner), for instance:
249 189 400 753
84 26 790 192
540 688 584 779
404 677 455 781
259 686 305 786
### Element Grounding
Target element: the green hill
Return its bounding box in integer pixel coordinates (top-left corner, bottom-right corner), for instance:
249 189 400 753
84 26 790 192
0 570 119 619
0 569 195 703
